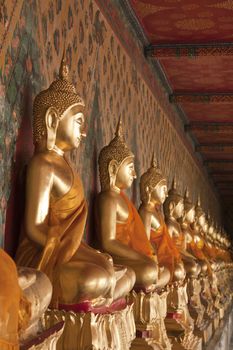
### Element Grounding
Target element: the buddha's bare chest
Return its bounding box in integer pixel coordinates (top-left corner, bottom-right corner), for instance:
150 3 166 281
182 226 193 243
166 218 180 237
51 158 73 199
116 195 129 223
151 213 161 230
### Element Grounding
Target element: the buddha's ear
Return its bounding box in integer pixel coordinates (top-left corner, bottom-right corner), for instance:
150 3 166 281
108 159 119 187
108 159 119 176
45 107 59 150
169 201 175 213
145 186 151 204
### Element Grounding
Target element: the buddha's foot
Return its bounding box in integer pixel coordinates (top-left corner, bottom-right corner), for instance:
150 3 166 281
42 302 135 350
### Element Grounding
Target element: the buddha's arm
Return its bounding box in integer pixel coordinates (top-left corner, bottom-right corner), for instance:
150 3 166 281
25 156 53 247
138 206 151 240
97 194 150 261
180 250 197 261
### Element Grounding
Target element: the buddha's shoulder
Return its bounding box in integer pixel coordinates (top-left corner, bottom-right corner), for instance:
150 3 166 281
28 152 55 171
97 190 120 203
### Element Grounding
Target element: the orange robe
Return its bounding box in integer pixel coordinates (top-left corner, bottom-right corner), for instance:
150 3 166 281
203 243 216 261
116 192 154 258
0 249 20 350
150 208 181 278
187 238 212 274
16 171 87 306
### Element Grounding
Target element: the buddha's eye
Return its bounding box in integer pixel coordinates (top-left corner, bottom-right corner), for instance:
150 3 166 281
75 117 83 125
129 165 134 172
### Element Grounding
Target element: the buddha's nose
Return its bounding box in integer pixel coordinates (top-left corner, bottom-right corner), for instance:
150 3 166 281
81 131 87 138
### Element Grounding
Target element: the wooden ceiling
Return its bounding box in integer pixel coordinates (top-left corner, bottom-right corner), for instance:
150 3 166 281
127 0 233 217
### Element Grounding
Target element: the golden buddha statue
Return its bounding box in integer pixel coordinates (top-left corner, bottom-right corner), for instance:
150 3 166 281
138 158 183 282
96 123 175 349
163 180 199 277
180 190 205 330
96 121 171 291
1 248 64 349
190 200 217 336
15 55 135 310
163 181 203 349
0 248 22 350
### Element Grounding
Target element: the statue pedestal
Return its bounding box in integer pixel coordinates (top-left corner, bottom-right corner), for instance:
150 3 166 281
165 282 202 350
20 322 64 350
187 278 205 330
42 300 135 350
128 289 172 350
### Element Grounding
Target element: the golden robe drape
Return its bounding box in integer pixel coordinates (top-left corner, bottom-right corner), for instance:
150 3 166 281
150 207 181 278
16 172 87 305
116 192 154 258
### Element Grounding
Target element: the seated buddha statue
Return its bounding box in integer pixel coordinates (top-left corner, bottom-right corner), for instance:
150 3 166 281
163 180 199 277
15 56 135 309
190 199 212 275
190 200 216 319
138 157 184 282
179 190 205 328
180 189 201 278
96 120 170 291
0 248 22 350
1 248 55 349
138 163 201 348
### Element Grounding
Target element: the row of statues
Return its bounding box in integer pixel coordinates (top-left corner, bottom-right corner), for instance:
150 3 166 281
1 55 233 350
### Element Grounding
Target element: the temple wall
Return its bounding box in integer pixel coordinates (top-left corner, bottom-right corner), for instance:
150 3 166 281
0 0 221 251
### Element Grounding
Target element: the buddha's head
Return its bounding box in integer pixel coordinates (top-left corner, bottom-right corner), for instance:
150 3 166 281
98 119 136 191
164 178 184 219
195 196 206 229
140 156 167 205
183 189 195 224
33 54 86 152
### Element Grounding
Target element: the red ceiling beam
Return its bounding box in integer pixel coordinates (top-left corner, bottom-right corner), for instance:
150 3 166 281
196 143 233 152
185 122 233 133
214 179 233 184
204 160 233 165
170 93 233 104
204 160 233 171
210 170 233 175
145 43 233 58
217 183 233 189
212 174 233 180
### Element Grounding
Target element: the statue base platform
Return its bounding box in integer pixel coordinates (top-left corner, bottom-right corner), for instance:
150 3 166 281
165 283 202 349
128 289 172 350
168 334 202 350
187 278 205 330
42 299 135 350
20 321 64 350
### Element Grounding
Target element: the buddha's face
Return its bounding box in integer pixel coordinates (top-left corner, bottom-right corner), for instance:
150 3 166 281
185 207 195 224
208 224 214 235
115 156 136 189
56 104 86 151
203 221 209 234
151 182 168 204
197 213 205 227
173 199 184 219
